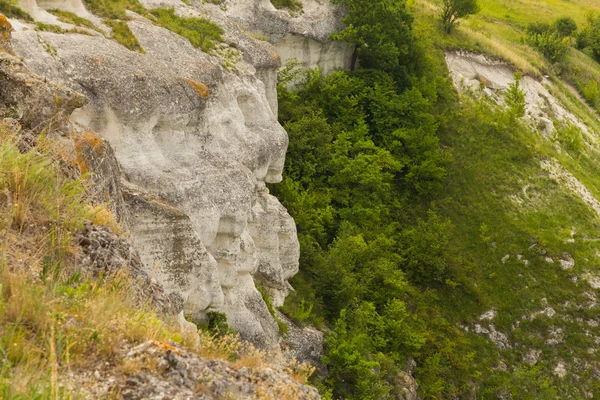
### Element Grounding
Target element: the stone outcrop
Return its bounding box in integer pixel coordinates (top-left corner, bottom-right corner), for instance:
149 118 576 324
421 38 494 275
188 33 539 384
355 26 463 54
445 50 592 140
204 0 355 74
77 223 174 313
0 42 86 133
66 340 321 399
3 0 348 349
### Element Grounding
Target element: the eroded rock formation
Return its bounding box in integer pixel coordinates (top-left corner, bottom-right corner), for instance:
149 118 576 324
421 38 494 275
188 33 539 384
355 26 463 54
4 0 350 348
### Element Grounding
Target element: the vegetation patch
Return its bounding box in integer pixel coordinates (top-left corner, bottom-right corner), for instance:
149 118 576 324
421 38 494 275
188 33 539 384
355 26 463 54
270 0 302 14
35 22 95 36
0 0 32 21
82 0 145 20
104 19 144 52
256 283 289 336
272 0 600 398
149 7 223 53
204 0 227 11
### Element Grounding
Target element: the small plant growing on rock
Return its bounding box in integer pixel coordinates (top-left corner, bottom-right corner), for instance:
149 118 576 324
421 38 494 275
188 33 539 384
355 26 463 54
104 19 144 52
149 8 224 53
199 311 236 337
257 283 289 336
505 72 526 120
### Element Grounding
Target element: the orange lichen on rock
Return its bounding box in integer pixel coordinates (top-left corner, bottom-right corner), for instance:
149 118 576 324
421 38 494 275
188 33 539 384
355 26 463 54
0 13 15 55
271 50 281 64
73 132 104 174
183 78 210 98
90 56 104 65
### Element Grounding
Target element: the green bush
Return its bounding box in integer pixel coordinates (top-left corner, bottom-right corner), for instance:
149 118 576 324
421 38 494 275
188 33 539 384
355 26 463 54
553 16 577 38
526 30 570 63
401 210 453 285
553 121 584 154
197 311 235 337
582 79 599 105
526 21 551 36
280 291 315 327
576 12 600 61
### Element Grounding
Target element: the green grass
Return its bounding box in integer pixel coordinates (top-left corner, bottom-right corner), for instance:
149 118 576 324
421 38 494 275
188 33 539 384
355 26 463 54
47 9 102 33
270 0 303 13
0 0 32 21
149 8 223 53
413 91 600 397
82 0 144 19
104 19 144 52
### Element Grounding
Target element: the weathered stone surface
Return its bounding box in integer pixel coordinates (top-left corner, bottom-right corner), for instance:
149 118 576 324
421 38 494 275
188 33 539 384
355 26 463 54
77 223 173 313
8 2 301 348
0 49 86 133
279 312 325 374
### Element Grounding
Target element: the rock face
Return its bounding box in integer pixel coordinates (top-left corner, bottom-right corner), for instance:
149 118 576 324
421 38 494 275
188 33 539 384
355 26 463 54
222 0 354 74
5 0 346 348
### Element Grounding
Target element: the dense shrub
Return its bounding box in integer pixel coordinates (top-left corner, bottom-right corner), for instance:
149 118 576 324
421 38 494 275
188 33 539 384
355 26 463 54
526 30 570 63
553 17 577 38
576 12 600 61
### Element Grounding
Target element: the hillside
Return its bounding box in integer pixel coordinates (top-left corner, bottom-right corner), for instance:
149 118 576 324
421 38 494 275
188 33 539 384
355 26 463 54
273 0 600 398
2 0 600 398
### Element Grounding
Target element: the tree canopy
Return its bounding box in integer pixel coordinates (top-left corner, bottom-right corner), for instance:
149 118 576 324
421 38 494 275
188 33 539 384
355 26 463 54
440 0 479 33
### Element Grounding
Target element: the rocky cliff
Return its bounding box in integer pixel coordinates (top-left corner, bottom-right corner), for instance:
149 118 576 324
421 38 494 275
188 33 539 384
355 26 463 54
3 0 351 349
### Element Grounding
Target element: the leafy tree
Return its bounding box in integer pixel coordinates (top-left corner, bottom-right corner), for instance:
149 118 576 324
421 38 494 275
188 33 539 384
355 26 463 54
330 0 416 83
440 0 480 34
576 12 600 61
401 210 453 285
323 310 393 399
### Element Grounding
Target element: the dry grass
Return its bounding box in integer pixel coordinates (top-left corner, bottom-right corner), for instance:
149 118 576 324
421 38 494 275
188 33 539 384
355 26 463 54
87 204 124 235
459 26 544 77
0 266 182 397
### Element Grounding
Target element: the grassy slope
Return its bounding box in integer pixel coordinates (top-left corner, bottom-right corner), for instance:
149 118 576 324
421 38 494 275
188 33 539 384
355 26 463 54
407 1 600 397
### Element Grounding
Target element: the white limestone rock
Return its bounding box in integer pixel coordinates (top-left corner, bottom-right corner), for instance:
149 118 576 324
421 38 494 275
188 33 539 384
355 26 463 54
6 0 326 347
